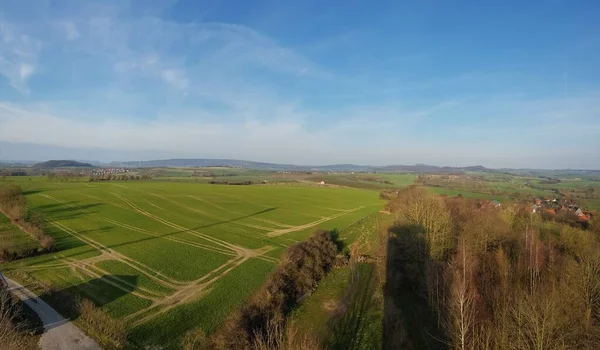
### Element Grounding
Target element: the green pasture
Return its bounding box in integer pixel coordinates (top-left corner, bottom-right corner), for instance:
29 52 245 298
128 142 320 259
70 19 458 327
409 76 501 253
305 173 416 190
292 213 385 348
0 212 38 252
1 176 382 348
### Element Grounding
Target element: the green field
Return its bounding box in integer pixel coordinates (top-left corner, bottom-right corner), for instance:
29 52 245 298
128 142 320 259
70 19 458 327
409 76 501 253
0 212 38 252
292 213 386 349
305 173 416 190
1 177 381 348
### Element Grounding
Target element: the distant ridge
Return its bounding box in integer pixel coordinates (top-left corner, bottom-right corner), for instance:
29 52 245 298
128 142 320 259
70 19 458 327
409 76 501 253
110 158 489 173
33 160 93 168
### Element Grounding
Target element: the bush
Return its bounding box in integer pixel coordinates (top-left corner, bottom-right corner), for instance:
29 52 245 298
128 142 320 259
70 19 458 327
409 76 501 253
0 185 55 260
211 229 339 349
0 290 39 349
77 298 127 348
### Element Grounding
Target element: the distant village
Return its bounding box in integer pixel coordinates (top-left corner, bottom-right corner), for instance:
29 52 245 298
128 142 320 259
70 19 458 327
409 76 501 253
475 197 592 225
91 168 131 176
531 197 592 222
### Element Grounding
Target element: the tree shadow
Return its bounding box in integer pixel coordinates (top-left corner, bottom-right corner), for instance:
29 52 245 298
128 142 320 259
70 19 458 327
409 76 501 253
22 189 45 196
34 275 138 331
383 224 447 350
50 225 114 252
41 203 103 222
325 263 380 350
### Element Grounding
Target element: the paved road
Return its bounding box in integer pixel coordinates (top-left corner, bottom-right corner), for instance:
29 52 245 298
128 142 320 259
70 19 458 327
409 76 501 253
6 278 102 350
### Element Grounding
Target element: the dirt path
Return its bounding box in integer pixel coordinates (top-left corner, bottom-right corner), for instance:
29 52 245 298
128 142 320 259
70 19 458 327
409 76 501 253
6 278 102 350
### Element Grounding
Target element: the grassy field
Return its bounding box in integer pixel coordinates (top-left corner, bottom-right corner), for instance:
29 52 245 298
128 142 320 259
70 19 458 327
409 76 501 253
0 212 38 252
292 213 387 349
0 177 382 348
417 172 600 208
305 173 416 190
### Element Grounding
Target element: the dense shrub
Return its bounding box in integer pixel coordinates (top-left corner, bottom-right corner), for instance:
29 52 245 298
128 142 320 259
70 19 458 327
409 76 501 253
211 229 339 349
0 184 55 260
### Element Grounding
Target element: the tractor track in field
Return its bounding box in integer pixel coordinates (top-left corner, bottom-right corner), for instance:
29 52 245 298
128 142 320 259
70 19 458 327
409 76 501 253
235 191 357 213
39 194 238 276
266 206 365 237
31 191 290 327
125 253 249 327
50 219 187 288
24 183 370 329
217 192 325 221
148 193 276 233
98 216 236 256
186 195 294 228
53 190 237 255
76 192 132 211
114 193 277 264
35 199 189 289
124 246 277 326
61 256 163 301
112 193 273 259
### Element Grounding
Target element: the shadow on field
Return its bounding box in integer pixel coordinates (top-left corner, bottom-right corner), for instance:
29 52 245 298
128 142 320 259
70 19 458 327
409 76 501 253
40 202 103 222
383 224 447 350
51 225 115 252
325 264 380 350
22 189 45 196
36 275 138 330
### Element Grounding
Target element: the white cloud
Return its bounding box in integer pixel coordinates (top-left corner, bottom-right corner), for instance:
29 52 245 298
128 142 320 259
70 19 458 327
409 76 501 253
161 69 189 90
0 103 333 163
1 99 598 168
1 3 599 168
62 21 80 40
19 63 34 80
0 19 39 93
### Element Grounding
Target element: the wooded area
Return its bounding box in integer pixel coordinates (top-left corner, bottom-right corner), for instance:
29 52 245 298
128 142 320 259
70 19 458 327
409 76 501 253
384 186 600 349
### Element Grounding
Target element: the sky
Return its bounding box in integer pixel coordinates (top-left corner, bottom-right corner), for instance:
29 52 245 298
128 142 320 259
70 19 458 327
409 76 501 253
0 0 599 168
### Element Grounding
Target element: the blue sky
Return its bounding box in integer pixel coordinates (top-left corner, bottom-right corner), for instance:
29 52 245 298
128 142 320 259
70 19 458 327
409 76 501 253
1 0 599 168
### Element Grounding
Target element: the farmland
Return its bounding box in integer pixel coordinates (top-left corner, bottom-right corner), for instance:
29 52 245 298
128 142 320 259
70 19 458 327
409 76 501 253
0 212 38 253
0 177 382 348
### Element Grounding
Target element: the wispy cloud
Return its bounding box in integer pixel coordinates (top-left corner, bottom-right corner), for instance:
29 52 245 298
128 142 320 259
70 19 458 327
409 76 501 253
161 69 189 90
1 1 599 168
0 19 40 93
61 21 80 40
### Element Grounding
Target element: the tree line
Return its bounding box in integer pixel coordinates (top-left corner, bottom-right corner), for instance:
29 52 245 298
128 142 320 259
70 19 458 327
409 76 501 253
384 186 600 349
208 180 255 185
205 229 340 350
0 184 55 262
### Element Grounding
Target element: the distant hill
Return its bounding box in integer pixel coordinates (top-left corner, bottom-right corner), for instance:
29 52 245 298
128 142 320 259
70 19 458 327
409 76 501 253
110 158 489 173
0 160 39 166
378 164 488 173
33 160 93 168
111 158 295 170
